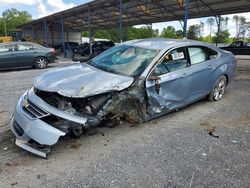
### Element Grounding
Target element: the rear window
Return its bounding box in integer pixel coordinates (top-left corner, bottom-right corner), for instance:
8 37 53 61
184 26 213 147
188 46 218 65
18 43 33 51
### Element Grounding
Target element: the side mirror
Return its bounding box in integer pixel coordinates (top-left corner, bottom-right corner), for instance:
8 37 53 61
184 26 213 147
148 76 161 94
148 76 161 81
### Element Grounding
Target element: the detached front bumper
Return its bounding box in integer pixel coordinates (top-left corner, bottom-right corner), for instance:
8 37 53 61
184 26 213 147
10 89 88 158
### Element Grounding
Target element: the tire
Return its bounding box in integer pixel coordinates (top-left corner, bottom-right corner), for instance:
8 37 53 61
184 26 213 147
35 57 48 69
208 75 227 102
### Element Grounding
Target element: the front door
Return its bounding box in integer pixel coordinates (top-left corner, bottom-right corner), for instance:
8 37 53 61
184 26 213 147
0 43 18 69
146 47 192 114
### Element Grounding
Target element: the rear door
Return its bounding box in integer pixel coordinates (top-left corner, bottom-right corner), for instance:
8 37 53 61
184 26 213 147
16 43 36 67
0 43 18 69
186 46 218 102
146 47 192 114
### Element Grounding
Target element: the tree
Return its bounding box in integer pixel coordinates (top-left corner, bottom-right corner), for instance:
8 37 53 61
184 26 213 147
200 21 205 37
160 26 177 38
0 8 32 36
187 24 202 40
220 16 229 31
212 29 230 43
176 30 183 38
233 15 240 38
239 16 247 39
206 17 215 40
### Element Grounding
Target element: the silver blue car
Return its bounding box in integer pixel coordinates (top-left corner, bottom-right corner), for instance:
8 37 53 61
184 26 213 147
10 38 237 157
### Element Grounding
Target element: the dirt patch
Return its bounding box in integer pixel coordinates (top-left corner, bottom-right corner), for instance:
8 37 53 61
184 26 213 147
200 121 219 138
70 140 82 149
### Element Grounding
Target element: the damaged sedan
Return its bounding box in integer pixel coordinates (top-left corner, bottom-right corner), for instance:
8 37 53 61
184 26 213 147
10 38 237 158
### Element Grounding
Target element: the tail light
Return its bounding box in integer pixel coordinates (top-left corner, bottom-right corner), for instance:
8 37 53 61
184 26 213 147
50 48 56 55
50 48 55 53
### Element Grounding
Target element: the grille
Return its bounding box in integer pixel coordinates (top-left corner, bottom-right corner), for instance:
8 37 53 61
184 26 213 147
22 100 49 119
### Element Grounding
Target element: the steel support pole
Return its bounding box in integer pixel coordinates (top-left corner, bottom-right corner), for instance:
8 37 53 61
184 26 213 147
32 25 35 41
88 7 93 55
183 0 189 38
44 20 48 46
120 0 123 43
61 17 66 58
51 30 54 45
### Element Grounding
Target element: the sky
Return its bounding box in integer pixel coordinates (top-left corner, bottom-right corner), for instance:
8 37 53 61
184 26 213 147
0 0 250 38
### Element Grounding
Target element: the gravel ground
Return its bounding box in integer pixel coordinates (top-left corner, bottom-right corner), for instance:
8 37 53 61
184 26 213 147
0 58 249 188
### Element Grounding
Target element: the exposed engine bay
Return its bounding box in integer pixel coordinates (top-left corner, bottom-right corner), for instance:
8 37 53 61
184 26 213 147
33 82 148 138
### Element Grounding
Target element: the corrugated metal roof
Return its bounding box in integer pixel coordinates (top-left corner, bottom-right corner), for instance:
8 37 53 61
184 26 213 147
17 0 250 32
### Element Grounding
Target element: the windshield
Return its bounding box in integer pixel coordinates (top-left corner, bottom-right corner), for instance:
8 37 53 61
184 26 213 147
90 44 159 77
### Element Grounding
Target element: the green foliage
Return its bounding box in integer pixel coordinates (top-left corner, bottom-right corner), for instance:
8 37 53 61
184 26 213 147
187 24 201 40
0 8 32 36
125 26 159 40
82 26 159 42
200 36 212 43
160 26 177 38
212 30 230 43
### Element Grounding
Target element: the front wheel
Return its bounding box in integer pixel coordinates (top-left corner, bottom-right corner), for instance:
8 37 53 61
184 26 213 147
35 57 48 69
208 75 227 102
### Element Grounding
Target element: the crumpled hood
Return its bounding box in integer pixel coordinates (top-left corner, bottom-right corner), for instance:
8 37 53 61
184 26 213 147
33 63 134 98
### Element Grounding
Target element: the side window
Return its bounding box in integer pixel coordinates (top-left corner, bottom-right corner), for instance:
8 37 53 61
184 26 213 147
0 44 16 53
0 45 6 52
153 47 188 76
230 41 241 47
188 46 218 65
207 48 218 60
18 44 33 51
188 47 206 65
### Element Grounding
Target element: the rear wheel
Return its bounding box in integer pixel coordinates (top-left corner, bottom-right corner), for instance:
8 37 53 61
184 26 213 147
208 75 227 101
35 57 48 69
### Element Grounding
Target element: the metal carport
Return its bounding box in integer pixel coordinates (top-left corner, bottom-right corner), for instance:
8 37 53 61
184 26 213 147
17 0 250 56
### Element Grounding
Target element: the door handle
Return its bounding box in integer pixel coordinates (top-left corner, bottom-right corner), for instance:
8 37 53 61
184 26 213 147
208 65 213 69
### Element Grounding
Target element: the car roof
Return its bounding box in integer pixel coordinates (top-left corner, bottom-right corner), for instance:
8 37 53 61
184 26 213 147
123 38 206 50
0 41 40 46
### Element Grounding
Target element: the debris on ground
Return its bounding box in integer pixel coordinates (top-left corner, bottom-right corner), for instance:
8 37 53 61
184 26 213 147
11 182 18 186
231 140 238 144
200 121 219 138
202 153 207 156
37 174 46 179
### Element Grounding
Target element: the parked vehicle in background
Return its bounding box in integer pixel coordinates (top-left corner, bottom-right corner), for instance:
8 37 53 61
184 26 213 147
220 41 250 55
74 42 89 56
10 38 237 158
0 36 13 43
75 41 115 57
0 42 56 70
52 42 79 54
